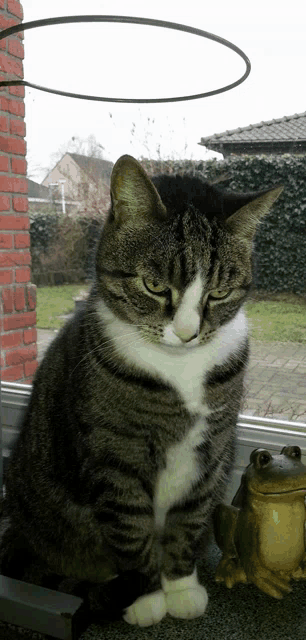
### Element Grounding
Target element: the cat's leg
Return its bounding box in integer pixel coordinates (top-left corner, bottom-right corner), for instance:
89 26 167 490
159 512 210 620
122 533 167 627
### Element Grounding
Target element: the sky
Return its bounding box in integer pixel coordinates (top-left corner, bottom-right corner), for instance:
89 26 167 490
22 0 305 183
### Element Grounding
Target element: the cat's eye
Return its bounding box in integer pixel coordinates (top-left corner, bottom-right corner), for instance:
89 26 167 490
209 289 230 299
143 279 170 296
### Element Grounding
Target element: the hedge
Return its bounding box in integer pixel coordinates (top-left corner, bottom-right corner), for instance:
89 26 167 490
29 210 101 286
198 154 306 295
29 154 306 294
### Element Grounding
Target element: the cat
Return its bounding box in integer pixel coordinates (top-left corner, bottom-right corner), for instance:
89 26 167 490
0 155 282 627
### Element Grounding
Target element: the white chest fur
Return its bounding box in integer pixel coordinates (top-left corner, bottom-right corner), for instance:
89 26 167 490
98 301 248 529
153 416 206 529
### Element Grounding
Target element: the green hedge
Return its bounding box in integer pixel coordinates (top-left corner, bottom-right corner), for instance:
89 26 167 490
198 154 306 295
29 211 101 286
30 155 306 294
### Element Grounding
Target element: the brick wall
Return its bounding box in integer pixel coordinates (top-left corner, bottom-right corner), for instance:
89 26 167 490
0 0 38 383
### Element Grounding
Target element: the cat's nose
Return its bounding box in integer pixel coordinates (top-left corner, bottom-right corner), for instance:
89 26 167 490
173 310 200 343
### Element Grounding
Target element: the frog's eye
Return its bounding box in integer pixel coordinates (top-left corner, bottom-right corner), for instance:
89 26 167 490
143 279 170 296
258 451 272 468
209 289 230 299
281 445 301 459
251 448 272 468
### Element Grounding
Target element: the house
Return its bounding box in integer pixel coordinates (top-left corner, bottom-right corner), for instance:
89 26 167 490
28 178 50 204
41 153 113 208
198 111 306 157
28 178 80 213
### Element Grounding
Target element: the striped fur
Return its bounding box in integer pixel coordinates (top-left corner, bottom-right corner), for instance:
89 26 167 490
1 156 282 624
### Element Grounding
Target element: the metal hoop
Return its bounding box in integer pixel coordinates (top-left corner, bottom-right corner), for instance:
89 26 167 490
0 15 251 103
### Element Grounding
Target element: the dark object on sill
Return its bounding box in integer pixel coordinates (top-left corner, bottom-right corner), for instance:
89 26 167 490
0 574 88 640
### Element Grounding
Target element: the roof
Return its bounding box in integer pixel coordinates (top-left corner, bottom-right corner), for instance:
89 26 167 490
69 153 113 183
28 178 50 199
199 111 306 155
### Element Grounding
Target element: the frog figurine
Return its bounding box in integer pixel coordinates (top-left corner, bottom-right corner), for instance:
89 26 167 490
213 445 306 599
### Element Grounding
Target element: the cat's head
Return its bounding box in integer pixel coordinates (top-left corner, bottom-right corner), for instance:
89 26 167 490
95 155 282 348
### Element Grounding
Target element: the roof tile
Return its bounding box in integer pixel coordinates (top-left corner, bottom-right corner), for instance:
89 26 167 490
200 111 306 144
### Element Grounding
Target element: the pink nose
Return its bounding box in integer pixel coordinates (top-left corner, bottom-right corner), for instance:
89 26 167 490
173 311 200 342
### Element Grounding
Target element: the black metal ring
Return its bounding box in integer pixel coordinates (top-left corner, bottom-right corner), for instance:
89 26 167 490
0 15 251 103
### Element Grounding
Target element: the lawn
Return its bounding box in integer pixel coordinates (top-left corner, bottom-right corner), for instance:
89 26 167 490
245 293 306 343
36 286 306 343
36 284 88 329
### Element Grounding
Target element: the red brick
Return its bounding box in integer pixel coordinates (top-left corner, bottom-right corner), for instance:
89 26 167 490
9 84 24 97
11 156 26 175
10 117 25 136
14 285 25 310
0 156 9 171
6 344 37 366
8 0 23 19
15 266 31 282
8 99 25 117
0 38 7 52
0 175 27 193
2 287 14 313
12 197 28 213
3 310 36 330
1 330 23 349
0 53 23 78
0 115 9 133
24 359 38 378
0 269 13 284
0 1 6 10
0 16 18 31
0 232 13 248
0 213 28 228
0 135 26 154
26 284 36 309
0 250 31 267
8 38 24 59
0 95 9 111
1 363 23 381
0 196 10 211
14 232 29 248
23 327 37 345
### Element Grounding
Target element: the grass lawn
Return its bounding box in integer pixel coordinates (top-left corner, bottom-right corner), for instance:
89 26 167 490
36 286 306 343
36 284 88 329
246 293 306 343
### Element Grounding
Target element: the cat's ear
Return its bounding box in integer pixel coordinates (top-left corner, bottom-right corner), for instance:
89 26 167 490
224 186 283 240
110 155 167 226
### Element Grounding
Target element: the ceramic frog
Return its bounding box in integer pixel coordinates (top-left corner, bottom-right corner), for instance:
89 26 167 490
213 445 306 599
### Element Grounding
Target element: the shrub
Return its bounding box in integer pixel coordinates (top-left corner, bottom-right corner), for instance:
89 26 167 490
29 212 102 286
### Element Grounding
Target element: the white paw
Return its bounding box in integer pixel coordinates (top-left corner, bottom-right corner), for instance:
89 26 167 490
123 589 167 627
165 585 208 619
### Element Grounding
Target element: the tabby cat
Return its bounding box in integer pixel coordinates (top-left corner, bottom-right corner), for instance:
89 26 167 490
1 156 282 627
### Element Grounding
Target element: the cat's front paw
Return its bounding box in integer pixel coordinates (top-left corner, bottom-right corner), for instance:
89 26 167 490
165 585 208 620
162 569 208 620
123 589 167 627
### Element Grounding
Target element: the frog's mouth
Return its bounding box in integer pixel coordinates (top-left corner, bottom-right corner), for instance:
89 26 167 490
261 488 306 496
